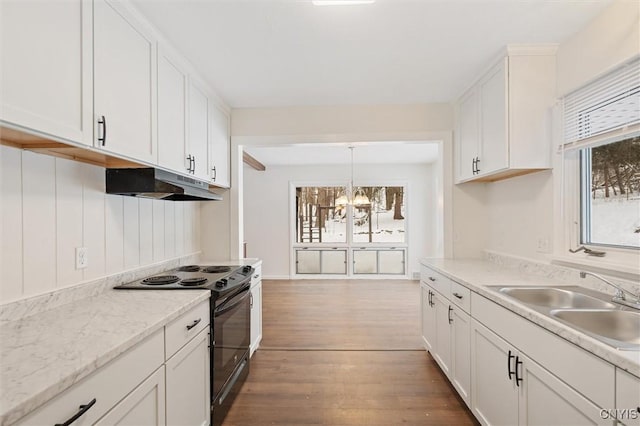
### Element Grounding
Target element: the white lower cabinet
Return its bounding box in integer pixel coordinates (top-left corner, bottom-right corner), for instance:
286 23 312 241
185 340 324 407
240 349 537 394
432 289 452 376
420 275 471 406
471 319 519 425
95 367 166 426
471 319 605 426
616 369 640 426
165 327 210 426
421 283 436 352
250 264 263 357
451 306 471 405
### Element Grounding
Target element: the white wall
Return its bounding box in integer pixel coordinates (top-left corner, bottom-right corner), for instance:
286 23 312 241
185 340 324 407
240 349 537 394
557 0 639 96
0 146 201 304
199 103 460 263
243 163 435 278
481 0 638 261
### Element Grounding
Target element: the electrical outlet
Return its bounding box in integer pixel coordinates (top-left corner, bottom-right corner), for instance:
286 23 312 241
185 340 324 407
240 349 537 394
536 237 550 253
76 247 88 269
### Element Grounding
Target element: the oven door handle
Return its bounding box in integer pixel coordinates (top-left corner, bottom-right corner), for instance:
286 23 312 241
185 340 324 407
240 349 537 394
215 286 251 316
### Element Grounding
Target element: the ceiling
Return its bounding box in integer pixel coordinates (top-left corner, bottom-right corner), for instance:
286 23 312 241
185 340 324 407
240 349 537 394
132 0 611 108
244 142 439 166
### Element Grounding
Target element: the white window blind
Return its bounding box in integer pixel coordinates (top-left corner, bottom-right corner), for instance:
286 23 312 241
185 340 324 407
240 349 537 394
563 57 640 150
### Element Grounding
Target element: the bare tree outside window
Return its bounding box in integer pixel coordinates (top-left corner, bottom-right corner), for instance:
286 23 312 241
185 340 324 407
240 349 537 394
582 136 640 248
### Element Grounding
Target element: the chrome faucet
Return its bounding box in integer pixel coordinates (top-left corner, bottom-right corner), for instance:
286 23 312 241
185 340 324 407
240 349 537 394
579 271 640 310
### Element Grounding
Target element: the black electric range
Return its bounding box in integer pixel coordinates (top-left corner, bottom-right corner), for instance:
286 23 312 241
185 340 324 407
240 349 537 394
114 263 254 425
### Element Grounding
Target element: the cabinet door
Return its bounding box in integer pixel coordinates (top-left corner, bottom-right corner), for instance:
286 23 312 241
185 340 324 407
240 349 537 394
165 328 210 426
518 352 607 426
250 281 263 357
432 291 452 377
421 284 436 352
157 48 188 174
456 87 480 181
478 58 508 176
0 0 93 145
94 0 157 163
209 102 230 187
188 81 210 180
471 319 518 426
451 307 471 407
95 367 165 426
616 369 640 426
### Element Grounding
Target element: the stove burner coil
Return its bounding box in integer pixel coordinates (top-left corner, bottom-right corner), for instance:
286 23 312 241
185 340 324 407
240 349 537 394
203 266 232 274
178 265 200 272
180 277 208 287
142 275 180 285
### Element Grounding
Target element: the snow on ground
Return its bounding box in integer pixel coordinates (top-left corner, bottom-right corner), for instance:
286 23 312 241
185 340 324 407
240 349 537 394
317 208 405 243
590 194 640 248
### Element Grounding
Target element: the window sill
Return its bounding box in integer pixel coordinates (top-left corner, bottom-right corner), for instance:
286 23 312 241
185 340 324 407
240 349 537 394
551 253 640 282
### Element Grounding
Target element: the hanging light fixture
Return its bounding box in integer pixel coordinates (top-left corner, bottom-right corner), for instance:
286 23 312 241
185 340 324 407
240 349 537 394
336 146 370 207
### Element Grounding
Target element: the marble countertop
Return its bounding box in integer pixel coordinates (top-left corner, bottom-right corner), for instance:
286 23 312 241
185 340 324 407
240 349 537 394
0 288 210 426
420 258 640 377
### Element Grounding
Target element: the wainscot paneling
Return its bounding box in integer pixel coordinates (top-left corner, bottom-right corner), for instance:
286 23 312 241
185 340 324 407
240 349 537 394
0 145 202 304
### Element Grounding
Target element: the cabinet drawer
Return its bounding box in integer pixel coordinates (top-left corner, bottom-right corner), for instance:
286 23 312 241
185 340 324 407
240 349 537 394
165 300 210 360
251 263 262 287
420 265 451 298
14 329 164 426
450 281 471 313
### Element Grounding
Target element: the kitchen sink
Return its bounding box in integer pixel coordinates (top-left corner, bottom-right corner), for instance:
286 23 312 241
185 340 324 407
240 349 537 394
498 287 617 309
489 285 640 351
551 309 640 349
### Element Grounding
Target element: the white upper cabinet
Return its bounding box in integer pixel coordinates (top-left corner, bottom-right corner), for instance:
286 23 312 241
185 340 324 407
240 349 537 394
456 88 480 182
188 81 211 181
0 0 93 146
455 45 557 183
209 102 231 188
157 48 189 174
94 0 157 163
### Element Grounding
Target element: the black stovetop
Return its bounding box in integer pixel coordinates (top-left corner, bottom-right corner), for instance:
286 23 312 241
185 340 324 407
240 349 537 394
114 264 252 296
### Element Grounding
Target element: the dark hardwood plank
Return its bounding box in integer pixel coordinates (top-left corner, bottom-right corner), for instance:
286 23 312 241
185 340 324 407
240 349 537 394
223 279 478 425
261 279 422 350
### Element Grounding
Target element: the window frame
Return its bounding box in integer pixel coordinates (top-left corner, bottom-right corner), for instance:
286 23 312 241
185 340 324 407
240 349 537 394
555 128 640 281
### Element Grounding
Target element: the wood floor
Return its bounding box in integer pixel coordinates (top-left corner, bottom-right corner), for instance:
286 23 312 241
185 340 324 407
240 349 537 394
223 279 477 426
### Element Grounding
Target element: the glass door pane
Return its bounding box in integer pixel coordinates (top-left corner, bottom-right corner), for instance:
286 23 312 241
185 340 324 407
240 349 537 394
321 250 347 274
296 250 321 274
378 250 405 274
353 250 377 274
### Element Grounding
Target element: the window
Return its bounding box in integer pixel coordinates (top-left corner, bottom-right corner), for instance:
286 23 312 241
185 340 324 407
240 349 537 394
295 186 346 243
352 186 405 243
560 56 640 267
293 184 408 276
580 137 640 249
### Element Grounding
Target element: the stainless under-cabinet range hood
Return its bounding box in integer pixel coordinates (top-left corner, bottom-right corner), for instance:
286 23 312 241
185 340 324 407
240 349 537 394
106 168 222 201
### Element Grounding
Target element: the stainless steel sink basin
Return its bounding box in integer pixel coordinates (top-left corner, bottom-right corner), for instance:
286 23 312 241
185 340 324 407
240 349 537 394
498 287 617 309
551 309 640 349
488 285 640 351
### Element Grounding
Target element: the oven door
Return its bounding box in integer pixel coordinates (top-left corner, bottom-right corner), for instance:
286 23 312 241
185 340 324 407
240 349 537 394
212 283 251 399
